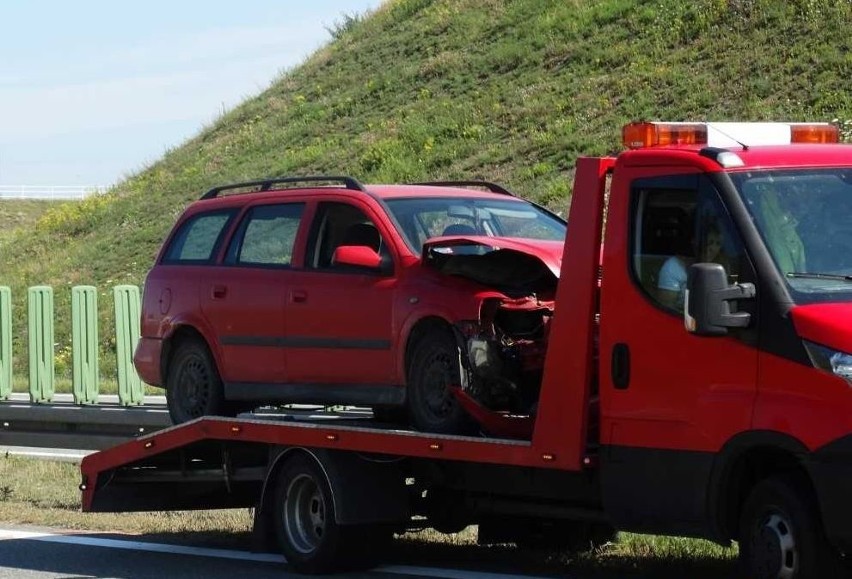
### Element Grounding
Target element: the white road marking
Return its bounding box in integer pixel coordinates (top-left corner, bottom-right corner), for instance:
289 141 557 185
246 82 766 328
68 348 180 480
0 529 284 563
377 565 552 579
0 528 554 579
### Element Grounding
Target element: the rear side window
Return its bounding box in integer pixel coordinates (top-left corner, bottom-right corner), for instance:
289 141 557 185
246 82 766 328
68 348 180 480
225 203 305 267
162 210 235 264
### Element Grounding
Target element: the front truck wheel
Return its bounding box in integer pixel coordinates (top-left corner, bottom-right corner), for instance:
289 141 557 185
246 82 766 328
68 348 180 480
273 455 391 574
738 474 845 579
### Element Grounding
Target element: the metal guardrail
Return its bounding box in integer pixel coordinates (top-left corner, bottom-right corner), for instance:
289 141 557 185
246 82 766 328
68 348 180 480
0 185 108 200
0 396 375 452
0 396 170 451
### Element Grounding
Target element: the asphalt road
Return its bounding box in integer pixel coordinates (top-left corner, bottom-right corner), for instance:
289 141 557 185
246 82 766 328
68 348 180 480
0 525 548 579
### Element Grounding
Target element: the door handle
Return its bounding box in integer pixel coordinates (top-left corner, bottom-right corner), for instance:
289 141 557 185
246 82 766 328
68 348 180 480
211 285 227 299
290 290 307 304
611 343 630 390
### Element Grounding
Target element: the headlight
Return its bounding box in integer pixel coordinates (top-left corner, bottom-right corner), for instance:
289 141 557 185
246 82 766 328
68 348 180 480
803 341 852 385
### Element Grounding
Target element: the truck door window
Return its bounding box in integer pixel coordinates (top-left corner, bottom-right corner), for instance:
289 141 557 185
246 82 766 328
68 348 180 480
225 203 305 267
633 184 745 313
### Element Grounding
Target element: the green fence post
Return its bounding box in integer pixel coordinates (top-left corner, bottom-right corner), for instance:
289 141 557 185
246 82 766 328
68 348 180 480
0 287 11 400
114 285 143 406
72 286 99 404
28 286 54 403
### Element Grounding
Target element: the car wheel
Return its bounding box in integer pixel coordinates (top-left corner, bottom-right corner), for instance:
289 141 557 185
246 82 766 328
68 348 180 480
738 474 845 579
273 454 389 574
165 338 229 424
407 328 473 434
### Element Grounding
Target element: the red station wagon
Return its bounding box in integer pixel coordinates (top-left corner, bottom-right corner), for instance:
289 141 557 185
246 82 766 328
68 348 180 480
134 176 566 433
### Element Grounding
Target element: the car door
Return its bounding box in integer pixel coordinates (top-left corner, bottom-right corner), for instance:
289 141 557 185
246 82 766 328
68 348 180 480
283 200 398 388
598 170 760 530
199 202 306 387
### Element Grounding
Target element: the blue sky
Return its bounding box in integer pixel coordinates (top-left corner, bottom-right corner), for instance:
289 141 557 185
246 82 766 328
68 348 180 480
0 1 383 186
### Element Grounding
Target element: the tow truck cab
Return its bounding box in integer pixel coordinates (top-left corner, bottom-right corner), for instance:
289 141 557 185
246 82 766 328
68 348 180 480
592 121 852 562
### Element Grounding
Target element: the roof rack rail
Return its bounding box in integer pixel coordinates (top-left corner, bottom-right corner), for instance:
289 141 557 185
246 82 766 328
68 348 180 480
411 180 514 196
201 175 366 200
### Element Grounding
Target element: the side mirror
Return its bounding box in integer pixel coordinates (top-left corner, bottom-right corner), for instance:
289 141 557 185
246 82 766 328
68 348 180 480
685 263 756 336
332 245 383 271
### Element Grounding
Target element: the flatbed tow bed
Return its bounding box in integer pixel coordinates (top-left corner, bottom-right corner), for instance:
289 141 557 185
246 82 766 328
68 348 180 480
79 410 607 573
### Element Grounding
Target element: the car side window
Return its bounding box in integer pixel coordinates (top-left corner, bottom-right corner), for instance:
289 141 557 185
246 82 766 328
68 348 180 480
162 210 235 264
306 202 391 271
632 184 745 313
225 203 304 267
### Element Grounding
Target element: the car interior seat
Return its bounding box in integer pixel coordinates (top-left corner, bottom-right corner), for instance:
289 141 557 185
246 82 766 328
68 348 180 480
339 222 382 253
441 223 477 236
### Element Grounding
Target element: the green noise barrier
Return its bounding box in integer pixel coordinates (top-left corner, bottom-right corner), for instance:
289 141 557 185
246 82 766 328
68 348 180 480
114 285 143 406
0 287 11 400
28 286 55 403
72 286 99 404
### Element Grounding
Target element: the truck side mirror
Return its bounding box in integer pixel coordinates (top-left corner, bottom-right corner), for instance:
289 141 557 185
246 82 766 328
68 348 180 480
685 263 755 336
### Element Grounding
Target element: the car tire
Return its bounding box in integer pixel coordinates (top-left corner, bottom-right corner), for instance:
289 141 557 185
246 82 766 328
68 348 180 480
407 328 473 434
273 454 390 574
165 338 230 424
738 474 845 579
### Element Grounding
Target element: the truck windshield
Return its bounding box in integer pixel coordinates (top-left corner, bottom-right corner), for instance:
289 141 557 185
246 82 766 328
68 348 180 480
731 168 852 303
384 197 566 254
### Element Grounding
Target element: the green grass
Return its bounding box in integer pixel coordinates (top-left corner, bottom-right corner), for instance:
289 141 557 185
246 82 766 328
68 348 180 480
0 200 67 234
0 0 850 370
7 376 161 398
0 454 738 577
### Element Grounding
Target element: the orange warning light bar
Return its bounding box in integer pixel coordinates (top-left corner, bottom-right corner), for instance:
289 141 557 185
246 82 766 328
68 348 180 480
622 122 708 149
790 123 840 144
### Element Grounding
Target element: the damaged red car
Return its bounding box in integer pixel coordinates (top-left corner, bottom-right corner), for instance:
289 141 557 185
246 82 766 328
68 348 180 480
134 176 566 433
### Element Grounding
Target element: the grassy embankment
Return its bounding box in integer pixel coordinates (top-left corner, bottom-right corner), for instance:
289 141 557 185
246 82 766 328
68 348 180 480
0 0 850 390
0 454 736 578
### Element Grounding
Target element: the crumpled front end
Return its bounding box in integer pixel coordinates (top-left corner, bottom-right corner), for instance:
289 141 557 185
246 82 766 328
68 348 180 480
458 296 553 416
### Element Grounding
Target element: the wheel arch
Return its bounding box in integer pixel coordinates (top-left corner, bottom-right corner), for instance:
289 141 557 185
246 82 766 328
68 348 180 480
160 324 215 384
709 430 816 541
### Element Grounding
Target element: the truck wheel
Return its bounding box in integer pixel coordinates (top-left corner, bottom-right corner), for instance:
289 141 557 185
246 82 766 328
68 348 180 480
407 329 472 434
273 454 388 574
165 339 228 424
738 475 844 579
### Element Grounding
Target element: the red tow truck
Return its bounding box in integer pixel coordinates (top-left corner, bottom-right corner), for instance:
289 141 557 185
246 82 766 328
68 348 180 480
81 122 852 578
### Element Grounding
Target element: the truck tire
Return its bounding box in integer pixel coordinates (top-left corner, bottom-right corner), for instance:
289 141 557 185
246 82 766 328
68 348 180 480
165 338 229 424
738 474 845 579
272 454 389 574
407 328 473 434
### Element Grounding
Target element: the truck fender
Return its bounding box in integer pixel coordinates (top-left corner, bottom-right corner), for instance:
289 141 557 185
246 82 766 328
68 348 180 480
259 447 410 525
706 430 810 541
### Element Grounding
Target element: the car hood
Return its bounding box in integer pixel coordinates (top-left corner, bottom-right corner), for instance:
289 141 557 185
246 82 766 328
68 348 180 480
791 302 852 353
422 235 563 294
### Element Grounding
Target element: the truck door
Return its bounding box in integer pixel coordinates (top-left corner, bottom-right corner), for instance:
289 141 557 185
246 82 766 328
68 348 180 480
598 169 759 534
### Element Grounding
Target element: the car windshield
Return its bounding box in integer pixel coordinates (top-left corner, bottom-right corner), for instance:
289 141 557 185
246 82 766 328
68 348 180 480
384 197 566 254
732 167 852 303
